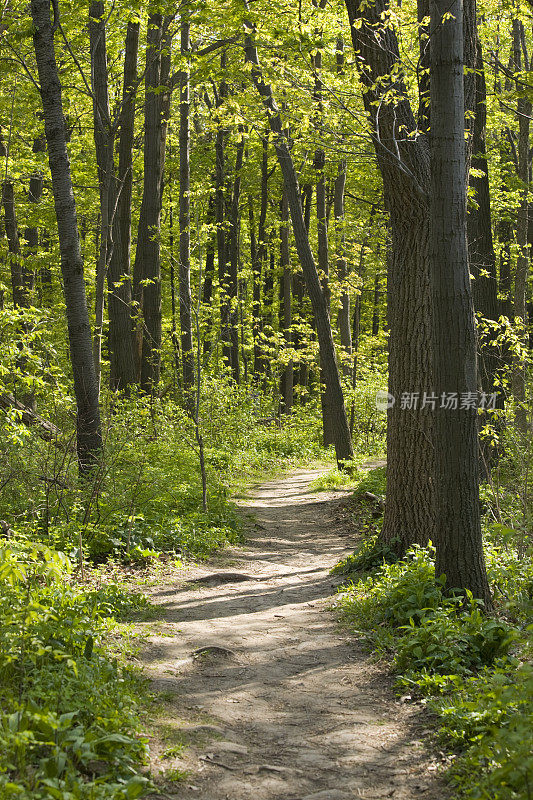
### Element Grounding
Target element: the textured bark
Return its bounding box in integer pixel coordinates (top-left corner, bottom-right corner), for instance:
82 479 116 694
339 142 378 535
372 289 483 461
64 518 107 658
346 0 434 547
179 15 194 398
244 19 353 463
430 0 491 604
31 0 102 472
108 21 139 391
132 13 171 391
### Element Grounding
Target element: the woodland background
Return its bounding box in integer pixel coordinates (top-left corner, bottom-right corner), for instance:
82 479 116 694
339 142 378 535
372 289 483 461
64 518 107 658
0 0 531 798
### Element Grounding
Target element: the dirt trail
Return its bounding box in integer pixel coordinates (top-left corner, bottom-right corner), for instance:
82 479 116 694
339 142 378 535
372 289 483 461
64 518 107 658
141 469 447 800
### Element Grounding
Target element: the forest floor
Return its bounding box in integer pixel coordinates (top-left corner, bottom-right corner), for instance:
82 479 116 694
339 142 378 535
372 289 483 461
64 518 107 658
137 468 449 800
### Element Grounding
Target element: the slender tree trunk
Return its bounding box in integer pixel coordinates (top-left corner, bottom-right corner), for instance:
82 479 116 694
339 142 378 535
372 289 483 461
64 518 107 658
202 194 216 355
334 159 351 375
467 35 502 472
295 182 313 392
179 13 194 400
511 20 531 432
132 12 170 391
109 20 139 391
371 270 381 336
24 172 42 282
89 1 114 391
226 136 244 383
2 181 26 308
280 189 293 413
252 135 269 376
243 19 353 463
31 0 102 472
169 191 181 387
430 0 491 604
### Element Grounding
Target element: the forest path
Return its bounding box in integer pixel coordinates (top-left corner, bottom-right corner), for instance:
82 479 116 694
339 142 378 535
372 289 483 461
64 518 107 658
141 469 446 800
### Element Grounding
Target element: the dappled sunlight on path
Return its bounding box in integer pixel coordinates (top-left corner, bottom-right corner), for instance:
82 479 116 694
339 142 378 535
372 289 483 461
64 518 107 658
139 469 447 800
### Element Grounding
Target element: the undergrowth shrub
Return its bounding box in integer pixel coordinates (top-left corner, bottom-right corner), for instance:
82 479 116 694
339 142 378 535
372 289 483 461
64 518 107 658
0 539 149 799
1 379 325 566
335 542 530 800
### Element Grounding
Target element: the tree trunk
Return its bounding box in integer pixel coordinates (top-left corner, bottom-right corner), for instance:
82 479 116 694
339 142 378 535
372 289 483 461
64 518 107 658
89 1 113 391
252 135 269 377
467 35 502 473
280 189 293 413
511 20 531 433
179 13 194 400
132 12 170 391
202 194 216 356
243 19 353 464
430 0 491 604
2 181 26 308
346 0 434 547
334 159 351 374
31 0 102 473
226 136 244 383
108 20 139 391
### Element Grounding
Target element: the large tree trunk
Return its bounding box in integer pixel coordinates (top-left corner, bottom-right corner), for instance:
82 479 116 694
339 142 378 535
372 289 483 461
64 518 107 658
31 0 102 473
179 13 194 400
108 20 139 392
346 0 434 548
430 0 491 604
243 18 353 464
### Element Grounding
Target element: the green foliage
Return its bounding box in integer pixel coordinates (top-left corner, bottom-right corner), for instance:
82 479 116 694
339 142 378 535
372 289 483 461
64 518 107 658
0 539 150 799
336 542 532 800
436 659 533 800
331 533 398 575
351 466 387 498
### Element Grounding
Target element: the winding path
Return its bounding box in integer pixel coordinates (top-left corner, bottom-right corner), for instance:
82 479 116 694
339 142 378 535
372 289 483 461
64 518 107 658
141 469 446 800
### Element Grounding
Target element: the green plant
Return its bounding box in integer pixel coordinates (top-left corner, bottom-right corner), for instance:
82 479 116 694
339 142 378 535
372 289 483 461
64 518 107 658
0 539 150 799
331 533 399 575
335 540 532 800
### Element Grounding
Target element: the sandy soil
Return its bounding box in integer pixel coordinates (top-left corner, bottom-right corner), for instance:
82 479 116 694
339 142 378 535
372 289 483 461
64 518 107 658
139 469 448 800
